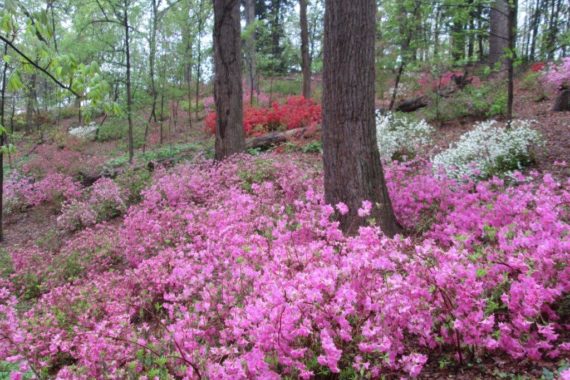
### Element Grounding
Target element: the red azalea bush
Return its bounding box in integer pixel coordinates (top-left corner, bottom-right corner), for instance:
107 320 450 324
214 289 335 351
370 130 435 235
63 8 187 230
1 154 569 379
531 62 546 73
206 96 322 137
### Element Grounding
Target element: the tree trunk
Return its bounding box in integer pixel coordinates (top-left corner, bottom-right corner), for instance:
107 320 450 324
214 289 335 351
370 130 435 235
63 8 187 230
244 0 257 103
553 88 570 112
124 5 134 163
0 43 8 242
507 0 517 121
75 95 82 127
213 0 245 160
489 0 510 66
300 0 311 99
149 0 159 123
545 0 561 59
322 0 399 237
195 0 204 120
26 74 37 131
529 0 542 61
182 1 193 127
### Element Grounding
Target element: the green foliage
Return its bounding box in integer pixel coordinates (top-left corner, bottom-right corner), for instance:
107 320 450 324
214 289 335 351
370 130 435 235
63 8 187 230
426 82 508 122
261 77 302 97
302 140 323 154
139 143 201 162
0 249 14 279
238 159 276 193
115 167 152 205
35 228 62 252
96 117 130 142
521 71 548 102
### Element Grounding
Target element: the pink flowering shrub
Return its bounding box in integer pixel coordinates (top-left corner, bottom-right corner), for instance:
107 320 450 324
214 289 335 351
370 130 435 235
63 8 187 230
543 57 570 90
1 154 569 378
4 172 82 213
57 178 127 232
22 144 104 178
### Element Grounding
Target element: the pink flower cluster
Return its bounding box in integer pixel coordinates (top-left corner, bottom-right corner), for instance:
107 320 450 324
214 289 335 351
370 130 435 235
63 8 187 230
4 172 82 212
22 144 104 178
543 57 570 90
1 154 568 379
57 177 127 232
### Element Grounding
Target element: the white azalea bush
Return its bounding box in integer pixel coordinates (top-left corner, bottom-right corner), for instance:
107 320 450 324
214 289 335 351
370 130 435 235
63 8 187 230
376 112 434 161
433 120 543 180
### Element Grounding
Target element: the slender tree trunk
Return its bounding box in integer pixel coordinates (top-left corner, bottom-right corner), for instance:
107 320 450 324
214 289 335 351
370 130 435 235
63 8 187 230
124 5 134 163
507 0 517 121
0 43 8 242
477 5 485 62
322 0 399 237
149 0 159 123
300 0 311 98
245 0 257 103
75 95 82 127
489 0 510 66
451 21 465 62
545 0 561 59
195 0 204 120
213 0 245 160
530 0 542 61
433 6 441 58
182 2 193 127
26 74 37 131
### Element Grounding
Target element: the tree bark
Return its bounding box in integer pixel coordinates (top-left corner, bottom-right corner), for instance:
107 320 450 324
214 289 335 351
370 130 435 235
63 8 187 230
0 43 8 242
244 0 257 104
553 88 570 112
26 74 37 131
300 0 311 99
489 0 510 66
507 0 517 121
213 0 245 160
529 0 542 61
322 0 399 237
124 3 134 163
149 0 159 123
195 0 204 120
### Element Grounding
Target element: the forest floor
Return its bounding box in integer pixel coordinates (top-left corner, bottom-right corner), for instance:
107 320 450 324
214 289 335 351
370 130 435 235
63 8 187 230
1 77 569 379
2 78 569 291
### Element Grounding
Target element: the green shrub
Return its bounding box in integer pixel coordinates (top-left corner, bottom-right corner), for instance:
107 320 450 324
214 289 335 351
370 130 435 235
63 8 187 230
238 159 276 193
262 77 302 96
115 167 152 205
302 141 323 154
426 82 508 122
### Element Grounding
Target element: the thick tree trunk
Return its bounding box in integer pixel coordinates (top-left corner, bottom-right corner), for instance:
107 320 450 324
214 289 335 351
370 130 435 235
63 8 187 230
489 0 510 66
553 89 570 112
322 0 399 237
213 0 245 160
300 0 311 99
